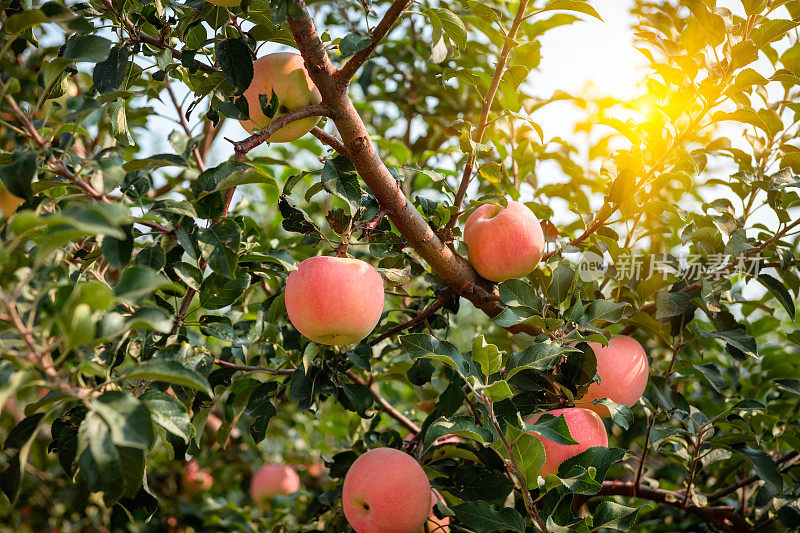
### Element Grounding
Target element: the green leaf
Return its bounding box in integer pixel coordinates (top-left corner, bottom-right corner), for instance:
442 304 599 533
199 271 250 309
321 156 362 216
428 8 468 49
77 412 122 496
140 390 192 443
114 266 173 306
63 35 112 62
697 328 758 357
0 150 36 201
452 501 525 533
100 224 134 269
215 38 254 95
93 46 130 94
559 446 626 482
193 161 250 219
582 300 628 324
654 290 692 320
5 9 49 34
523 413 579 445
542 0 603 21
548 262 575 304
118 360 213 397
245 382 278 442
490 425 545 488
506 343 579 378
472 335 502 377
592 501 643 531
498 279 543 312
731 443 782 490
339 32 372 57
423 416 493 450
91 391 155 450
399 333 471 378
198 219 241 279
593 398 633 430
483 380 514 402
108 98 133 146
758 274 796 321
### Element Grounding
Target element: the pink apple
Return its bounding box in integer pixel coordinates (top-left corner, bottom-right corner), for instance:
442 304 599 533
343 448 431 533
182 459 213 494
419 489 450 533
575 336 650 417
285 256 385 345
250 464 300 506
463 200 545 282
527 407 608 478
239 52 322 142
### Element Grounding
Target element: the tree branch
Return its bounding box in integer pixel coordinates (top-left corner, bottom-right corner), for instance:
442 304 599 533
310 126 348 155
346 369 421 433
596 480 752 533
231 104 332 161
286 0 513 328
338 0 411 83
368 290 450 346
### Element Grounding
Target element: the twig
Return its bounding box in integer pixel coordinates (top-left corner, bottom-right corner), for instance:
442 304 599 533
346 369 420 433
310 126 348 155
231 104 332 161
368 290 450 346
707 450 799 501
338 0 411 82
445 0 531 233
164 76 206 172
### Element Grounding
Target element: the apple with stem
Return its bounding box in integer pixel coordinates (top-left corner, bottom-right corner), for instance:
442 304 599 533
527 407 608 478
343 447 431 533
239 52 322 142
575 335 650 417
285 256 384 345
463 200 545 282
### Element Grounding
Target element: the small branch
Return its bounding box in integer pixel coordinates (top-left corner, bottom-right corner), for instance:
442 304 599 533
231 104 332 161
633 413 655 497
707 450 799 501
445 0 531 233
310 126 348 155
338 0 411 82
368 290 450 346
346 369 420 433
164 76 206 172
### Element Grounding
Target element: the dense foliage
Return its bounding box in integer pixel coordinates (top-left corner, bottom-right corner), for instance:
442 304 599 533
1 0 800 531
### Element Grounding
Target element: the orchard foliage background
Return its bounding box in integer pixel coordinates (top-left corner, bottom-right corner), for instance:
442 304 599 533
1 0 800 531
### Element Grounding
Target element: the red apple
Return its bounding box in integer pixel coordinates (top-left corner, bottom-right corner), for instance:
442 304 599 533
575 336 650 417
285 256 385 345
526 407 608 478
463 200 545 282
419 489 450 532
250 464 300 506
182 459 213 494
239 52 322 142
343 447 431 533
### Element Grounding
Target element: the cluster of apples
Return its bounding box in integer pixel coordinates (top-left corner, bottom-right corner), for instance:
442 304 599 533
200 48 649 531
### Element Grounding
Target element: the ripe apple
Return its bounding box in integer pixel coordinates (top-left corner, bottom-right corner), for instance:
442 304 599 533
526 407 608 478
463 200 545 282
0 185 23 217
239 52 322 142
182 459 212 495
343 447 431 533
575 335 650 417
250 464 300 506
285 256 384 345
420 489 450 533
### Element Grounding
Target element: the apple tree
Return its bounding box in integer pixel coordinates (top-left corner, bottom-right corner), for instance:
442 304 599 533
1 0 800 531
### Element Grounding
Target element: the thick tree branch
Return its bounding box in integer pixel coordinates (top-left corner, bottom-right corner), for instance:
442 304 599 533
596 480 752 533
338 0 411 83
285 1 513 328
